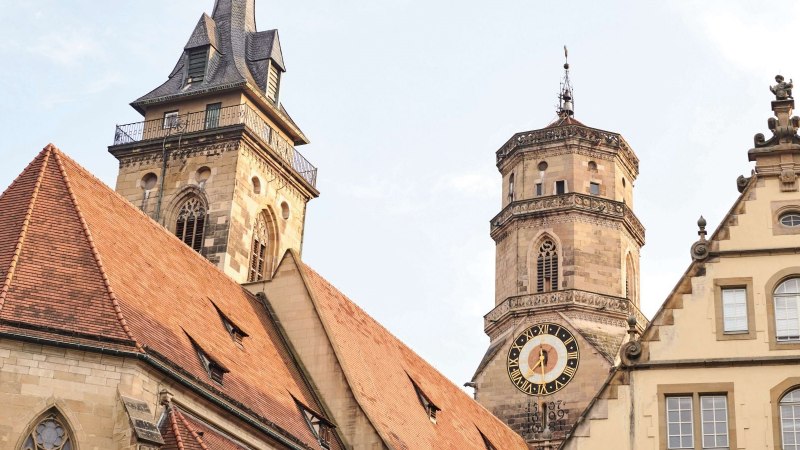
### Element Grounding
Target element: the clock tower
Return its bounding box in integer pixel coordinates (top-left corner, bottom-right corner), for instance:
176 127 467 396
470 53 647 448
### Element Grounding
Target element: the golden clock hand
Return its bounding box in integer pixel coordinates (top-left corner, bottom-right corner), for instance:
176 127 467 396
525 355 544 377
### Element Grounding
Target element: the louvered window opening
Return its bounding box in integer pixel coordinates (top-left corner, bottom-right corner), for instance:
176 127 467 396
175 198 206 253
267 63 281 103
248 215 270 282
412 381 440 423
204 103 221 130
537 240 559 293
21 412 73 450
187 48 208 82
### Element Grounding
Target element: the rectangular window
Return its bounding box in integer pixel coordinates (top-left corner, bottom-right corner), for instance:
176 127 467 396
536 183 543 196
590 182 600 195
722 288 748 333
555 180 566 195
700 395 729 449
204 103 222 130
666 396 694 449
267 62 282 103
163 111 179 130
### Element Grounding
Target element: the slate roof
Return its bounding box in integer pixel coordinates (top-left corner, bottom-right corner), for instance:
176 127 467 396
295 259 528 450
0 145 339 450
131 0 302 142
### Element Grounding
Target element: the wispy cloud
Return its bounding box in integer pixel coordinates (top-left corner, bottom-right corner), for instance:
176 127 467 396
29 29 101 66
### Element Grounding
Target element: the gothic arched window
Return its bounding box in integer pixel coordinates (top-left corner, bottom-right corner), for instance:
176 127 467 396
775 277 800 342
248 212 272 282
175 197 206 253
537 239 559 293
781 387 800 449
626 253 636 302
20 410 74 450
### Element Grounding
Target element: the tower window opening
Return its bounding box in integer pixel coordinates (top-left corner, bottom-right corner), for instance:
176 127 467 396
267 62 282 103
538 161 548 172
537 240 559 292
555 180 566 195
175 197 206 253
248 213 272 282
588 161 598 171
536 183 543 196
187 47 208 83
163 111 179 130
508 173 515 202
590 182 600 195
204 102 222 129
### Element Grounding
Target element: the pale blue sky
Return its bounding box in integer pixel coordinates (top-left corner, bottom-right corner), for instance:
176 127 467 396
0 0 796 386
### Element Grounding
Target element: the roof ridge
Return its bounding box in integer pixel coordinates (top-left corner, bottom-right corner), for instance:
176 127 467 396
168 405 187 450
50 148 142 351
175 407 211 450
0 146 51 311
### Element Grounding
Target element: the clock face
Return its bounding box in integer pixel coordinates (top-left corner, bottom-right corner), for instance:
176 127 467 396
507 322 579 396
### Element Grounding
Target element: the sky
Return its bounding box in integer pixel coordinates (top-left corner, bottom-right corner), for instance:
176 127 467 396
0 0 798 387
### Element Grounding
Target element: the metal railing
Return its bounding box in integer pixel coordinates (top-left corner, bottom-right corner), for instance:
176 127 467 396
112 104 317 187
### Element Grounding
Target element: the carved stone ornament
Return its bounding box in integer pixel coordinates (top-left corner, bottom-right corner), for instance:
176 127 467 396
690 215 710 261
736 175 751 193
620 340 643 367
780 167 798 192
754 76 800 148
771 75 794 101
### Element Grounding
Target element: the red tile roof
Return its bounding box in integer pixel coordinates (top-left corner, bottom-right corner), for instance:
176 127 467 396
297 261 527 450
161 404 249 450
545 116 586 128
0 145 338 450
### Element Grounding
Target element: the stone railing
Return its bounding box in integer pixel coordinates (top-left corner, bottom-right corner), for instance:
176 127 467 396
490 193 645 244
496 124 638 171
485 289 649 330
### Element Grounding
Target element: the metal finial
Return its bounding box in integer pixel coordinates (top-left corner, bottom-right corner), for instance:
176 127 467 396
558 46 574 118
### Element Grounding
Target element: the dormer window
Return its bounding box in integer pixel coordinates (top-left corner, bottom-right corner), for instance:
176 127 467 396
296 401 335 449
479 431 497 450
410 377 440 423
187 334 229 385
211 301 249 348
187 47 209 83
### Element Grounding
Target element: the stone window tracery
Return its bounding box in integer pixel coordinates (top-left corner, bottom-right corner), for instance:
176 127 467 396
20 411 73 450
248 213 271 282
537 239 559 293
175 197 206 253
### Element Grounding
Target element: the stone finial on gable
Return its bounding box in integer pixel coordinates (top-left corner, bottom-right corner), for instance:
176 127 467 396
690 215 710 261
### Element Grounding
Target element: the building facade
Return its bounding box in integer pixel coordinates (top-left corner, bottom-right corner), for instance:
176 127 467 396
562 81 800 449
471 59 647 448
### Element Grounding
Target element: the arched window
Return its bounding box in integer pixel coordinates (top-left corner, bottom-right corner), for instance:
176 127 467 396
775 278 800 342
248 212 272 282
625 253 637 302
781 388 800 449
20 409 74 450
537 239 559 293
175 197 206 253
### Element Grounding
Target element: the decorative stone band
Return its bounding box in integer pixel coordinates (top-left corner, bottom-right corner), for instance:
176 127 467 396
496 125 639 173
485 289 649 333
490 193 646 246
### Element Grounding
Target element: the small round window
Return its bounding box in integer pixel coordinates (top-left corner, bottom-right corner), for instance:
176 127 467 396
780 212 800 227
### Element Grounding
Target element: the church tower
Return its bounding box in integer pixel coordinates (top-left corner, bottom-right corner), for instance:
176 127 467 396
471 52 647 448
108 0 318 284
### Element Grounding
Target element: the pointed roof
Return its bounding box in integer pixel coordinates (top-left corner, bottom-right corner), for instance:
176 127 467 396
284 253 527 449
0 145 340 449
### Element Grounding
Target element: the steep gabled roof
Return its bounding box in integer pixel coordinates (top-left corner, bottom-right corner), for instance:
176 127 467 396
290 255 527 450
0 145 340 450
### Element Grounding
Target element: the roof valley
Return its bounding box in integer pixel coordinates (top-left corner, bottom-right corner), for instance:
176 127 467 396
0 148 50 311
50 149 142 350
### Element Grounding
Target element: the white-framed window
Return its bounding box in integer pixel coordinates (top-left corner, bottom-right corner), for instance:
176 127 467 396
555 180 567 195
700 395 729 449
667 396 694 449
781 388 800 450
590 182 600 195
721 288 748 333
780 212 800 228
775 278 800 342
163 110 179 129
535 183 543 196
